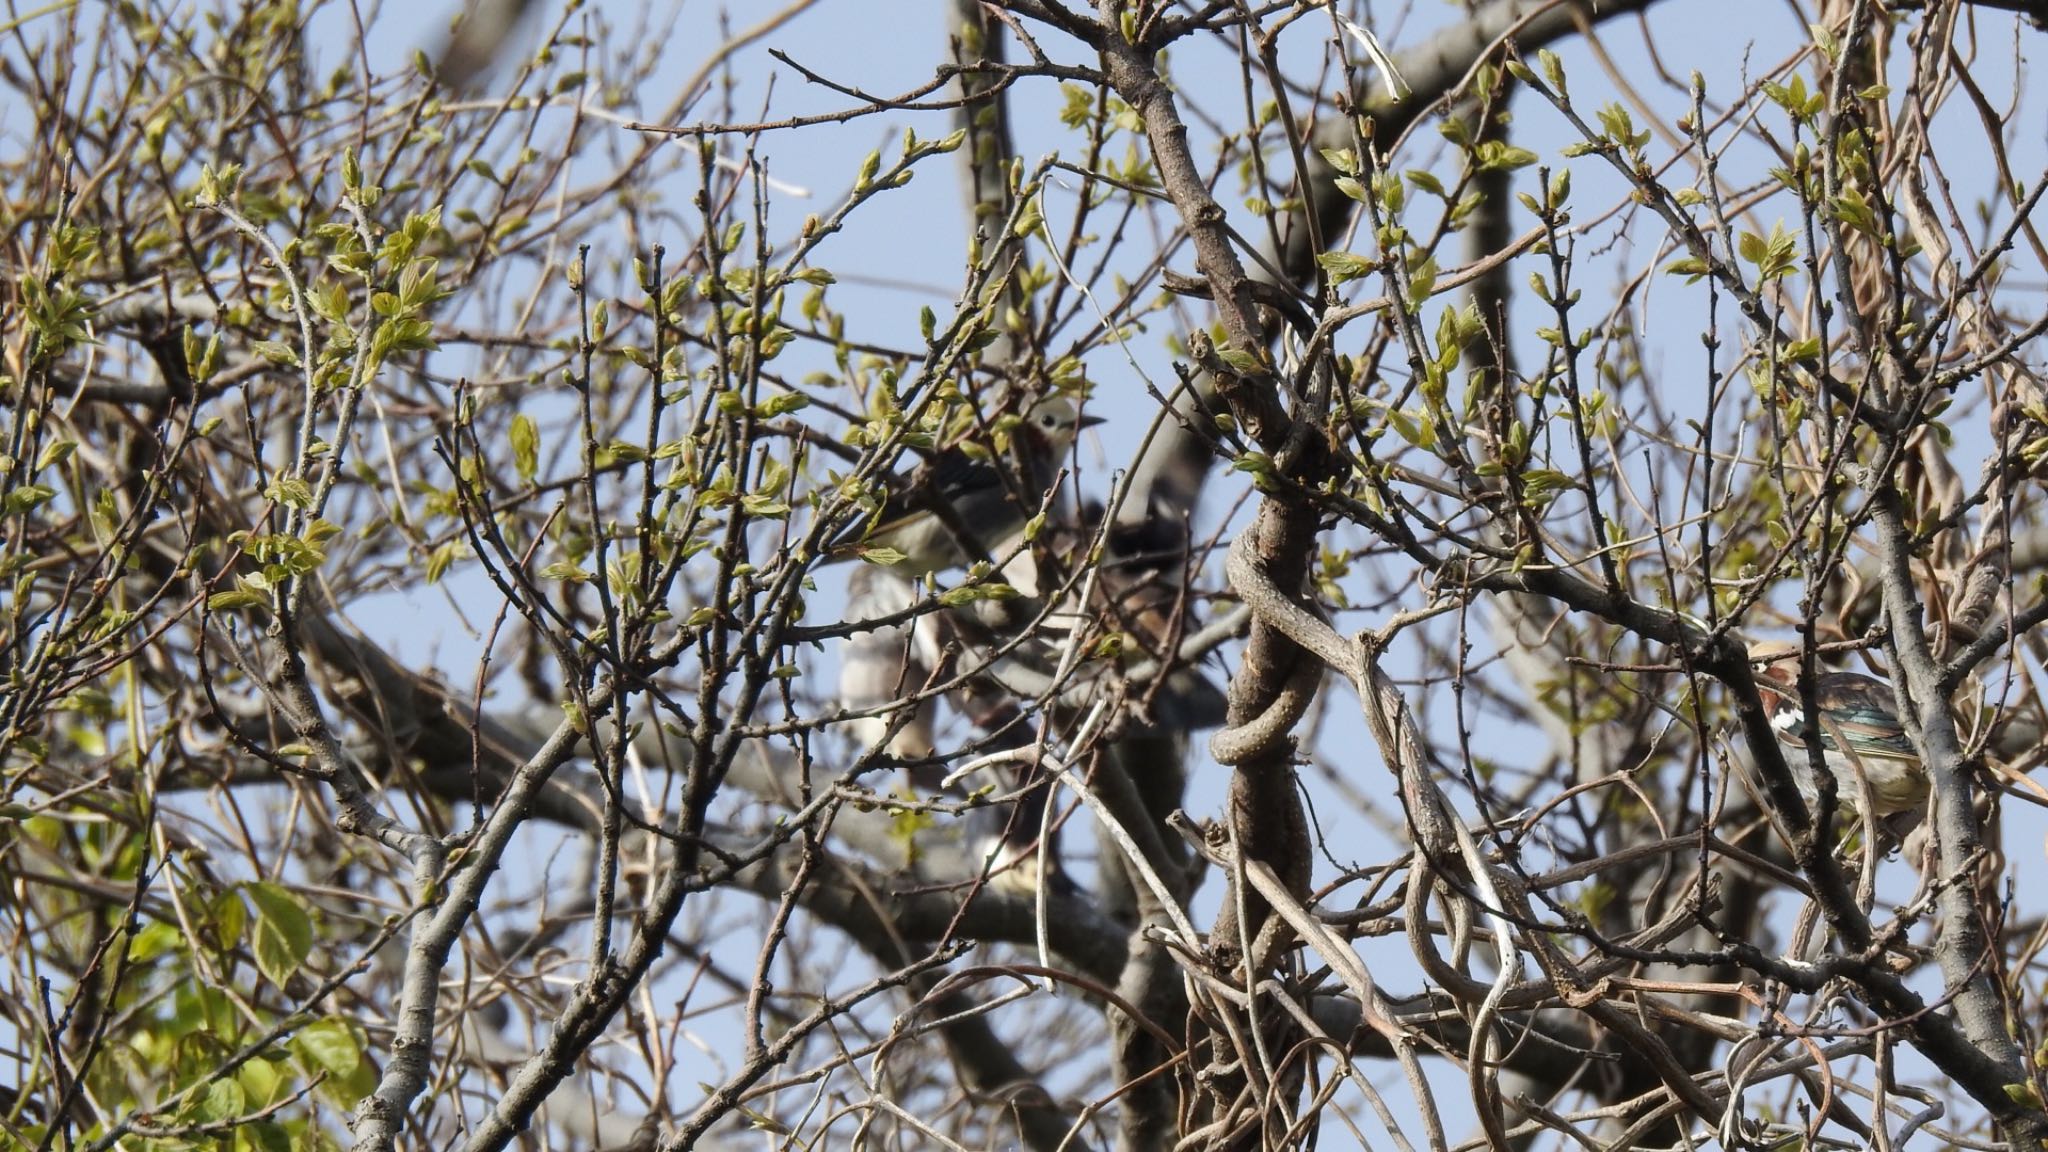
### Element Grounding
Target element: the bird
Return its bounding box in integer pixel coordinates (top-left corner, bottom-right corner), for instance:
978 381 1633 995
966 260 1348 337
837 562 943 764
433 0 533 89
822 395 1100 574
1746 642 1929 817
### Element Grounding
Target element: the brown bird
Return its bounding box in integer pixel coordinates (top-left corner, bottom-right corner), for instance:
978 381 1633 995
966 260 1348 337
1748 642 1929 817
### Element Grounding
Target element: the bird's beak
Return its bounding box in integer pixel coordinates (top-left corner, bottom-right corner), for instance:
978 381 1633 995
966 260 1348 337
1077 413 1107 429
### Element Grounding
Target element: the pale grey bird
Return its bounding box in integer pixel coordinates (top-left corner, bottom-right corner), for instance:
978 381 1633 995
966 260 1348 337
824 396 1099 574
838 563 941 764
432 0 532 90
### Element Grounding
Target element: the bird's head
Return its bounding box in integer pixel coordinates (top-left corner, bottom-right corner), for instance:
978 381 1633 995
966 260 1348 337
1013 395 1102 456
1746 640 1802 691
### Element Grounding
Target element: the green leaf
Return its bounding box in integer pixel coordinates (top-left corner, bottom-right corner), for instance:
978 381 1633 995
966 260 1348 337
1781 337 1822 363
245 1122 292 1152
1833 189 1878 236
510 414 539 483
1477 141 1540 171
1214 346 1266 375
1595 103 1650 150
538 560 590 583
1011 197 1044 238
1389 408 1436 450
126 921 183 963
1407 255 1439 300
1317 251 1375 284
937 582 1020 607
425 541 461 585
1737 220 1799 281
34 440 75 473
1320 148 1360 177
208 588 271 612
293 1019 363 1082
211 889 248 947
265 477 315 510
1664 256 1712 281
184 1078 245 1124
755 392 811 418
3 484 54 516
252 340 301 367
245 881 314 991
740 494 790 518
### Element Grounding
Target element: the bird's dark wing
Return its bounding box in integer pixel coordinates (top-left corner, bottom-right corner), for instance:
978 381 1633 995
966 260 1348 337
1768 672 1917 761
1811 673 1918 759
825 446 1015 556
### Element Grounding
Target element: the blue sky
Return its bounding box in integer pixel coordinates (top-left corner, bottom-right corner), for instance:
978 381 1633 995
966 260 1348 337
334 1 2048 1140
13 0 2045 1142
